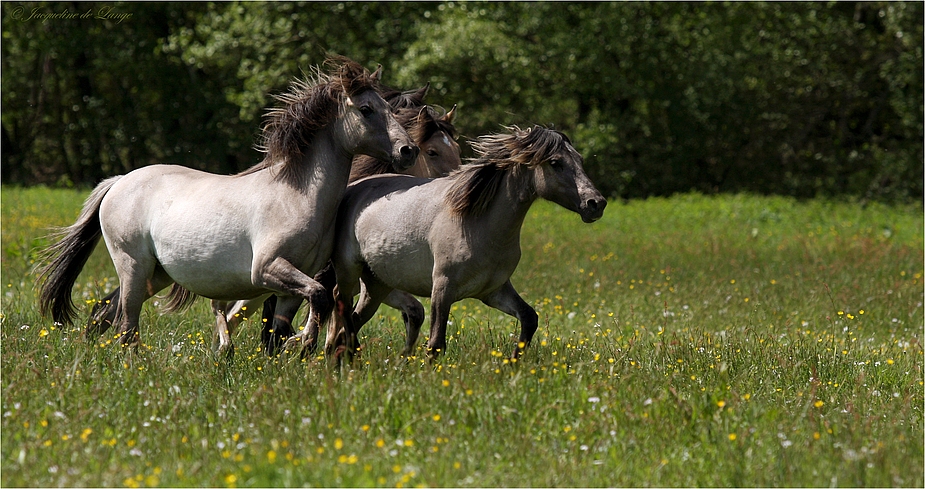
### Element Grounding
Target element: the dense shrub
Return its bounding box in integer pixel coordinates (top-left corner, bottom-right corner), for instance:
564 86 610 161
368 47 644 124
2 2 921 202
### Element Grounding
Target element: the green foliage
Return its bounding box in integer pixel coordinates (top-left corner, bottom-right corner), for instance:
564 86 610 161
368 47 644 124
397 2 923 201
2 2 922 202
163 2 433 124
2 188 923 486
0 2 240 185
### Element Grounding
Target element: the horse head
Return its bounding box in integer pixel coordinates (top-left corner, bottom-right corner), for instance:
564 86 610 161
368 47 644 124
466 126 606 223
341 86 419 172
525 127 606 223
256 57 418 180
404 105 461 178
382 82 431 110
348 102 462 182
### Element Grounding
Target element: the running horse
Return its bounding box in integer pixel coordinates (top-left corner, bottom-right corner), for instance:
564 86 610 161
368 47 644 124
326 125 606 360
227 101 462 356
37 57 418 350
81 87 461 357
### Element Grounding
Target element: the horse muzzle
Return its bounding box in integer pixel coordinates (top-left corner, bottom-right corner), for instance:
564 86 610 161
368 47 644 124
392 144 419 172
580 197 607 223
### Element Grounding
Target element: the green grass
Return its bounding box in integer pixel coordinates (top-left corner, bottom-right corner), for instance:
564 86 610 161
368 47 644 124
2 186 923 487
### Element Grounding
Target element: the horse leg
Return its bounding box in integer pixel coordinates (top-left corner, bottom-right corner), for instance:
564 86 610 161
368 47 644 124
273 262 336 356
267 296 303 356
290 300 325 358
303 263 337 354
480 280 538 360
211 300 235 358
341 275 400 356
259 296 289 356
224 296 268 331
111 258 172 350
213 296 271 356
329 262 364 361
381 289 425 357
251 256 332 358
425 276 456 360
324 286 350 363
87 287 120 340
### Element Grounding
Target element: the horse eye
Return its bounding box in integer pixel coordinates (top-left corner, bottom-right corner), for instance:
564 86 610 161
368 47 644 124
549 158 562 167
427 149 439 157
359 105 374 117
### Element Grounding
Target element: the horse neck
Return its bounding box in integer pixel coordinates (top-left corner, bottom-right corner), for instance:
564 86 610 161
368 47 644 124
291 127 354 210
470 169 536 243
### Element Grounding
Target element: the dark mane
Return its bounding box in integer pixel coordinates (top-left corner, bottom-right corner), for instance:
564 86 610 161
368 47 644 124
381 83 429 110
349 105 457 182
238 56 379 185
445 125 568 217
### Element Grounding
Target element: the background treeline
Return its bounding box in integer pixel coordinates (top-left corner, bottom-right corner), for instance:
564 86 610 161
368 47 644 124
2 1 922 202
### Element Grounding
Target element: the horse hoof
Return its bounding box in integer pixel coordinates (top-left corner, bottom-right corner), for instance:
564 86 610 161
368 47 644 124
282 337 301 353
118 332 140 351
334 344 362 365
216 343 235 360
285 337 320 361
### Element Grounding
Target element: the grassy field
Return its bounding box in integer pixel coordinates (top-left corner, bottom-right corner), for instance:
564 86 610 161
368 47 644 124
1 186 922 487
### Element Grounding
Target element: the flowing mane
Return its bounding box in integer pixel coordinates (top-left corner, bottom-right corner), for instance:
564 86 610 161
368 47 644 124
445 125 570 217
238 56 380 185
350 105 457 181
380 83 430 110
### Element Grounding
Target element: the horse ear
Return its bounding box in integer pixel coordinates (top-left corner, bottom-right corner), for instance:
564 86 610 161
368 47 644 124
416 82 430 101
370 64 383 83
444 104 457 123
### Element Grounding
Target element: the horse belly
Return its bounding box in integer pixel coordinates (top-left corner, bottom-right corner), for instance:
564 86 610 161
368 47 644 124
162 259 258 300
364 244 435 297
156 236 259 299
149 200 260 299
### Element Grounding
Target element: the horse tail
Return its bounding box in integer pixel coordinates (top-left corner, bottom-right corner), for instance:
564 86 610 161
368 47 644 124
162 283 197 313
37 176 122 326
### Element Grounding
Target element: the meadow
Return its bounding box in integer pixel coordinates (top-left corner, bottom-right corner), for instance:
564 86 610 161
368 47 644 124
1 186 922 487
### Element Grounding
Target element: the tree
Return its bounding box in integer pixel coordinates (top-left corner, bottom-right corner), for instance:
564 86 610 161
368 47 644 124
396 2 923 201
3 2 921 202
1 2 236 186
162 2 440 154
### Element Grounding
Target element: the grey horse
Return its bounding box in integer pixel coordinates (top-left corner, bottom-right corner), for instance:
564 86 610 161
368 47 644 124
38 57 418 350
326 125 606 360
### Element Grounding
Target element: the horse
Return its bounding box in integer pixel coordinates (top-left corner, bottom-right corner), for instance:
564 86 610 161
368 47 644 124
219 102 462 356
37 57 419 351
81 85 457 355
327 125 606 361
82 86 459 357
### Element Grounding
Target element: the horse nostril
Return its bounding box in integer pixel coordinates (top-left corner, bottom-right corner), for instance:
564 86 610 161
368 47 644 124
400 145 418 161
586 198 606 218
